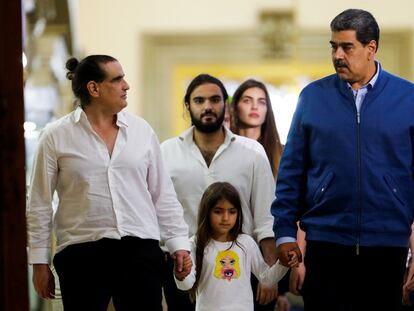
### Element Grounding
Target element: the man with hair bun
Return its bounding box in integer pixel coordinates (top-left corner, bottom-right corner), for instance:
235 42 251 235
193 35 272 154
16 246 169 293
27 54 191 310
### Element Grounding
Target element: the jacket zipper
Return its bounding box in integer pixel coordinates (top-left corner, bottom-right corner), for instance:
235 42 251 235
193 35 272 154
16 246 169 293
356 110 361 255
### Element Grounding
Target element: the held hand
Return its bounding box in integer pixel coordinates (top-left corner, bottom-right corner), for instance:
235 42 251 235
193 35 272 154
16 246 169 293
256 283 278 305
276 242 302 267
289 262 306 295
287 250 299 268
172 249 192 276
33 264 55 299
174 254 192 281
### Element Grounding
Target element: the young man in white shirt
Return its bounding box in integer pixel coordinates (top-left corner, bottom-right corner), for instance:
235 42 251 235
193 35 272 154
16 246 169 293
27 55 191 310
161 74 277 310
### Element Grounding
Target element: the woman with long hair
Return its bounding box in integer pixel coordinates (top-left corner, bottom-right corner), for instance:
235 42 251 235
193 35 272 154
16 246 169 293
231 79 283 178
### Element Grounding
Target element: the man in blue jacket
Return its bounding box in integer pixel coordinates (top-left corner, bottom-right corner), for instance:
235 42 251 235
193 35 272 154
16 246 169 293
272 8 414 310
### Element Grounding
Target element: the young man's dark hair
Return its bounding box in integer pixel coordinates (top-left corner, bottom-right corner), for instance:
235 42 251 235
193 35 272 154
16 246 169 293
184 73 228 105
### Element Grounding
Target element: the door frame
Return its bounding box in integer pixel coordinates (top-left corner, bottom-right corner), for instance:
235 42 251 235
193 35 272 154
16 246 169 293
0 1 29 310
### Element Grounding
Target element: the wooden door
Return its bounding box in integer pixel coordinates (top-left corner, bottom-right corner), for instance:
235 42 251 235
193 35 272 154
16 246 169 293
0 1 29 310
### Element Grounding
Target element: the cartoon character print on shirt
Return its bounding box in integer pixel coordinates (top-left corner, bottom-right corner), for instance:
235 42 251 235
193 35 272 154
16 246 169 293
213 249 240 281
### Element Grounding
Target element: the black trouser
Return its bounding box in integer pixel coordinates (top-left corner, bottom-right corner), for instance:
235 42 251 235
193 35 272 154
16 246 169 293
163 252 195 311
302 240 407 311
53 237 166 311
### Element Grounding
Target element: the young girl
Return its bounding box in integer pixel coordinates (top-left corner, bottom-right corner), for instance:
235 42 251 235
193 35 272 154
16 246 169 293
174 182 297 311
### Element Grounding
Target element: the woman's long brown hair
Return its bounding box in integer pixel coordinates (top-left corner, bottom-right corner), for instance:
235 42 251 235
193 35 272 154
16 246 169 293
230 79 283 178
190 182 243 301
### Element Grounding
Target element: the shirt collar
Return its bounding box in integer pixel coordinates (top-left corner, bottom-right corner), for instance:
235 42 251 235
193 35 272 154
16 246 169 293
347 61 381 91
71 106 128 128
179 126 236 146
116 110 129 128
72 106 85 123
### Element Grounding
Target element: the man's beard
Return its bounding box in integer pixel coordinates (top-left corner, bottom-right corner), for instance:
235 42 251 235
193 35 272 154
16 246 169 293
190 107 225 133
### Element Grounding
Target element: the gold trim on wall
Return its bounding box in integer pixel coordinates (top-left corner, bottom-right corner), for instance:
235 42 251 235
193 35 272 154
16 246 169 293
143 30 412 141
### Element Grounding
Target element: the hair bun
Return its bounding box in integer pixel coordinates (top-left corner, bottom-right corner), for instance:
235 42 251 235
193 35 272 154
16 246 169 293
65 57 79 80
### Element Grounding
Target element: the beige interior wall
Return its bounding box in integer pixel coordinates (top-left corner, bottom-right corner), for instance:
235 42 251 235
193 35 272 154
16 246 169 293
71 0 293 115
71 0 414 116
297 0 414 28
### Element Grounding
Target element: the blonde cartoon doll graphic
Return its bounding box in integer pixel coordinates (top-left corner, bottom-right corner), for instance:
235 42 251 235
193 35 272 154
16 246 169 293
214 250 240 281
174 182 298 311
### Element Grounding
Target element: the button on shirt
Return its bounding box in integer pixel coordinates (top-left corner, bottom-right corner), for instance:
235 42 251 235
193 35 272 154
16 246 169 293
161 126 275 242
27 107 189 264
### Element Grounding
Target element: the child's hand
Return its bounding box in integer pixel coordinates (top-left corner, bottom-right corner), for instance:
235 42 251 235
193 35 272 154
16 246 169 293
287 250 299 268
174 253 192 281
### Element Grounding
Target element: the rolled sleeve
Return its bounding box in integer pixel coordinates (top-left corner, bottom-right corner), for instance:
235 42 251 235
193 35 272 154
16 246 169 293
251 149 276 242
147 132 190 251
26 129 57 264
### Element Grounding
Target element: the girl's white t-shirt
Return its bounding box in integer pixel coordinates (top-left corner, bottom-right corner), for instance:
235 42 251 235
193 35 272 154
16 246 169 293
175 234 288 311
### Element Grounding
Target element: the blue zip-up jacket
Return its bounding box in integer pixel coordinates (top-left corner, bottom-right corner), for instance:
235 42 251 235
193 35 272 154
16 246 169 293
272 69 414 248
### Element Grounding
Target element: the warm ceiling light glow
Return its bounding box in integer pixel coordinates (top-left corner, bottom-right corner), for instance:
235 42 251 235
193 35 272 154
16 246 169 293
22 52 28 68
24 121 37 132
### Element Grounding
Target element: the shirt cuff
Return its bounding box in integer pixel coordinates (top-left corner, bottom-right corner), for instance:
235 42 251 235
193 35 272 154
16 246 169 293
260 261 289 287
165 236 191 254
276 237 297 247
174 274 194 291
256 229 275 243
28 247 51 264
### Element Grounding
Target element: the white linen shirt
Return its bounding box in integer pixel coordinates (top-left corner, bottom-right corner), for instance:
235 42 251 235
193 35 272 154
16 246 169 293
161 126 275 243
27 107 189 264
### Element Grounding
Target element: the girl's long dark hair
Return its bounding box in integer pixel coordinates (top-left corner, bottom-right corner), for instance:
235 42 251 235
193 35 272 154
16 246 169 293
190 182 243 300
230 79 283 178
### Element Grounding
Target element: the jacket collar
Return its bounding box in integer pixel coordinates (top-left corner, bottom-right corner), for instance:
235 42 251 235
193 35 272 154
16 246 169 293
337 61 388 100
